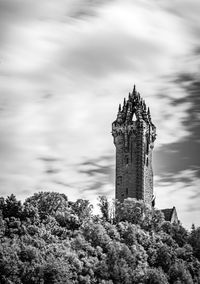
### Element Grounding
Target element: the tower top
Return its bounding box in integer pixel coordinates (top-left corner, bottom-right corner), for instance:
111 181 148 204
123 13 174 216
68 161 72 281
112 85 156 139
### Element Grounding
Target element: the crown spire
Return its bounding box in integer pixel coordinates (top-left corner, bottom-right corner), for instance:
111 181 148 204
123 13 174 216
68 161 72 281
123 98 126 106
113 86 155 128
143 100 146 111
147 107 151 121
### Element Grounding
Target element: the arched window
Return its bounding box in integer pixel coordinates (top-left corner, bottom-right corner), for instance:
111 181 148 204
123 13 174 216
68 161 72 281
132 113 137 121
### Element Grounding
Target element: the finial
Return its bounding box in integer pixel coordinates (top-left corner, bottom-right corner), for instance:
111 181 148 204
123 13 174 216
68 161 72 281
123 98 126 106
128 92 131 100
125 102 132 122
147 107 151 120
132 84 137 97
142 99 146 109
118 104 121 112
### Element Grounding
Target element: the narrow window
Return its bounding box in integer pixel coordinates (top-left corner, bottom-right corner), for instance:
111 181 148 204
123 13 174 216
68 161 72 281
147 142 149 155
146 157 149 167
126 156 129 165
130 141 133 163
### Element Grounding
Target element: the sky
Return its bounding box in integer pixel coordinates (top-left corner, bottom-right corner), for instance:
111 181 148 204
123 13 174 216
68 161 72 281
0 0 199 228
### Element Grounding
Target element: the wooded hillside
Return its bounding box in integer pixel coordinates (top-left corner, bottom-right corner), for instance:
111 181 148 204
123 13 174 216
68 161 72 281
0 192 200 283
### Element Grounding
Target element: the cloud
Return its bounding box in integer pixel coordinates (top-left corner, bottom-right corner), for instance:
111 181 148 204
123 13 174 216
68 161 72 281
0 0 200 227
154 140 200 179
160 0 200 34
77 155 114 191
39 157 61 163
155 169 200 228
173 71 200 137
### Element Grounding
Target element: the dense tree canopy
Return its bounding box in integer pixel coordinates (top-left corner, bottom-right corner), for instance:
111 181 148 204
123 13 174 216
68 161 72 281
0 192 199 284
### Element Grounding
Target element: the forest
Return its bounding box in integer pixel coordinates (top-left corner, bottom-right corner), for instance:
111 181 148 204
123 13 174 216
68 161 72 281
0 192 200 284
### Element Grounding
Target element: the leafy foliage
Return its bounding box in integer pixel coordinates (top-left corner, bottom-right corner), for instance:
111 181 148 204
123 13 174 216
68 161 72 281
0 192 200 284
189 226 200 261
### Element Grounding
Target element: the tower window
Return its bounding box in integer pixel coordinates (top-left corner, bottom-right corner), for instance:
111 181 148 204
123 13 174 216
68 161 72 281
146 157 149 166
132 113 137 121
130 143 132 163
125 156 129 165
147 143 149 155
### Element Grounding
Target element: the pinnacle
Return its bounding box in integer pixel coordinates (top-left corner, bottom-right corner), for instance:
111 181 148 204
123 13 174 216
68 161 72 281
133 84 136 94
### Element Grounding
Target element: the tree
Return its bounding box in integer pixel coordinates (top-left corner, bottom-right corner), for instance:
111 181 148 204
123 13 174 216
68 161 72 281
0 192 200 284
155 244 175 272
3 194 22 218
115 199 148 225
0 197 5 212
21 202 40 223
188 226 200 261
145 268 169 284
171 223 188 247
70 199 93 222
24 192 68 219
98 196 110 222
0 210 5 237
114 198 162 231
43 261 70 284
169 261 193 284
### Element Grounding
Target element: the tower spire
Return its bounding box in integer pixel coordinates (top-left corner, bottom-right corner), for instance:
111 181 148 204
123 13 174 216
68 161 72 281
123 98 126 106
147 107 151 121
132 84 137 97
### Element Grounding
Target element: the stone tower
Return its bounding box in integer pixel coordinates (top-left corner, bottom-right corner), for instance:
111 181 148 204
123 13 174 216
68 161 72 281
112 86 156 206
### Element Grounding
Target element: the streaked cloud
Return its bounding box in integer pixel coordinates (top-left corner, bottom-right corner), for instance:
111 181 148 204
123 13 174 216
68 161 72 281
0 0 199 227
155 168 200 228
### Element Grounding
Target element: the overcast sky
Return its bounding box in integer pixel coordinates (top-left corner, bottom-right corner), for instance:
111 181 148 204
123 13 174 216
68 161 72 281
0 0 200 228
